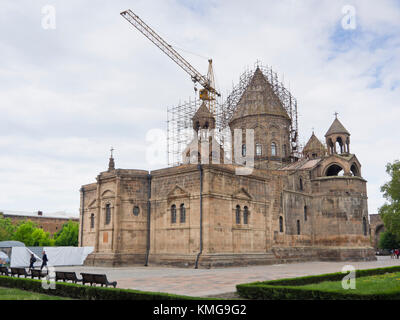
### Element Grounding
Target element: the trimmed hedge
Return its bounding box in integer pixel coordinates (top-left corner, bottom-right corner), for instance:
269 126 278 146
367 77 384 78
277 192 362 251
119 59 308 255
0 276 210 300
236 266 400 300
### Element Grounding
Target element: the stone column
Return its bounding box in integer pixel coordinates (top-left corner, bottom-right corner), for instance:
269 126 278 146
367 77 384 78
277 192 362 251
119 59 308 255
78 187 84 247
94 177 101 252
112 176 121 253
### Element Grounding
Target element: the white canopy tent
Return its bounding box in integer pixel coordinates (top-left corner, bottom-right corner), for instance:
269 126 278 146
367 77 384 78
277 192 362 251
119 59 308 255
10 247 94 267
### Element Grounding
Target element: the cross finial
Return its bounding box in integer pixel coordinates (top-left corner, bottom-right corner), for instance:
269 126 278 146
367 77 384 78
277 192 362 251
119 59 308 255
312 127 315 134
334 112 339 119
110 146 114 158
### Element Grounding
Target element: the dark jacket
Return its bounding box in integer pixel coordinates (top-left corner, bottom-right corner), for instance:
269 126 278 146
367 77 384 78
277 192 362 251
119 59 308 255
42 254 48 263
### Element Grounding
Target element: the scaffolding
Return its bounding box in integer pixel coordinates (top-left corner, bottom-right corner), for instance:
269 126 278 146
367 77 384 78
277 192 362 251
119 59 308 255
167 62 300 167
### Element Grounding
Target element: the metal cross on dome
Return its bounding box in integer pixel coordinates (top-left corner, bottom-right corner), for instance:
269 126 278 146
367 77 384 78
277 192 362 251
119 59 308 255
110 146 114 158
334 112 339 119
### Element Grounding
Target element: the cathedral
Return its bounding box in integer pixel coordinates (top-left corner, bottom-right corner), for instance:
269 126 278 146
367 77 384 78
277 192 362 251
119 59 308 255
79 66 375 267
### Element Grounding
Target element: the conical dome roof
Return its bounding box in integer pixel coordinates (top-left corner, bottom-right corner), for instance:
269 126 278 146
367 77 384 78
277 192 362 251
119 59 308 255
304 133 325 151
230 68 290 123
192 102 214 121
192 102 215 130
325 118 350 137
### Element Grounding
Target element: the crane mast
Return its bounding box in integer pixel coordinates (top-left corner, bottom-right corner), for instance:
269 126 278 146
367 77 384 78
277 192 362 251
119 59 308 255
120 9 219 114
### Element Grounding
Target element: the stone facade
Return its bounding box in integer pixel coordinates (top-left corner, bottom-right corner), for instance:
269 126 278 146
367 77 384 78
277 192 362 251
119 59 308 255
80 68 375 267
369 214 384 250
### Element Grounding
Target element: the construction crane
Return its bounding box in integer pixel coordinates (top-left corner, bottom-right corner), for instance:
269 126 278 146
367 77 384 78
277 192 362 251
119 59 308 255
120 9 220 114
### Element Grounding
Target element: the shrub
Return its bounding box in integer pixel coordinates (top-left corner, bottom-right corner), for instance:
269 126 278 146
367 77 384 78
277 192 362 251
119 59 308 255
236 266 400 300
0 276 210 300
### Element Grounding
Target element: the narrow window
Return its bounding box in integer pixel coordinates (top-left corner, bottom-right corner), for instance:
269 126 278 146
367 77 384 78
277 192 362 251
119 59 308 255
236 205 241 224
243 206 249 224
105 204 111 225
363 217 367 236
256 144 262 156
242 144 246 157
180 204 186 223
299 178 303 191
133 206 140 216
90 214 94 229
297 220 301 235
171 205 177 224
271 142 277 156
282 144 287 158
304 206 308 221
279 216 283 232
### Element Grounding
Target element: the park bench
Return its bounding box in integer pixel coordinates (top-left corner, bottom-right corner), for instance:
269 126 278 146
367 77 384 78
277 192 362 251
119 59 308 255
10 267 30 278
64 271 82 284
81 273 117 288
55 271 67 282
30 268 48 279
0 266 9 276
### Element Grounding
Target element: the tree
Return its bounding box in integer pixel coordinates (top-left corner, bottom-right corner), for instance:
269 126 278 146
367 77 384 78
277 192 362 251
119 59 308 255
31 228 55 246
379 160 400 238
378 231 400 250
12 220 37 246
12 220 54 246
54 220 79 246
0 214 16 241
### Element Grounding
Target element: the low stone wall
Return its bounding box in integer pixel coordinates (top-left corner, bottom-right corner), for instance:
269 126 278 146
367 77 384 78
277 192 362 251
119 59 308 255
84 246 376 268
84 252 146 267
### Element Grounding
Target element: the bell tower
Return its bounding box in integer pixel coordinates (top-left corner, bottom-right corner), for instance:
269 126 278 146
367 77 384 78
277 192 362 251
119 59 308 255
325 114 350 155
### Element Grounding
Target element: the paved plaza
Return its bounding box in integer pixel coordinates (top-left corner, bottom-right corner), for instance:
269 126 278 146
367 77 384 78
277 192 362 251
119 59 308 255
56 256 400 297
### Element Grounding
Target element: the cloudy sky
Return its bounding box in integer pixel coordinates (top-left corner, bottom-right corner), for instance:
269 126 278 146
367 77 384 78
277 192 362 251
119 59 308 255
0 0 399 217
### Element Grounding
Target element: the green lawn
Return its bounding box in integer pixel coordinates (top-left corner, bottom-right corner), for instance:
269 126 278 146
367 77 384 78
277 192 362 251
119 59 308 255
299 272 400 294
0 286 70 300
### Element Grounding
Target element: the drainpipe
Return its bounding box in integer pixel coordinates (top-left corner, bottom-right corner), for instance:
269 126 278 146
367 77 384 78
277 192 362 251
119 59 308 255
79 187 85 247
145 173 152 266
195 164 203 269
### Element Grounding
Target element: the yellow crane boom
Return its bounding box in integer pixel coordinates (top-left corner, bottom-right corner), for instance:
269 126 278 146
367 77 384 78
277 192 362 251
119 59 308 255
120 9 220 113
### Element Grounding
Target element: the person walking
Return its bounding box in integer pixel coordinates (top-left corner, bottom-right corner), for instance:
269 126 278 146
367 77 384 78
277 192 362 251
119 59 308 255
395 249 399 259
40 251 48 271
29 253 36 271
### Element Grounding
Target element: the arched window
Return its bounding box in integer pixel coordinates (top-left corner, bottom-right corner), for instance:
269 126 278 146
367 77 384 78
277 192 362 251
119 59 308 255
171 205 177 224
242 144 246 157
297 220 301 235
326 164 344 176
236 205 241 224
180 204 186 223
271 142 277 156
299 178 303 191
133 206 140 216
351 163 359 177
90 214 94 229
105 204 111 225
336 137 344 153
304 206 308 221
279 216 283 232
363 217 367 236
243 206 249 224
255 144 262 156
